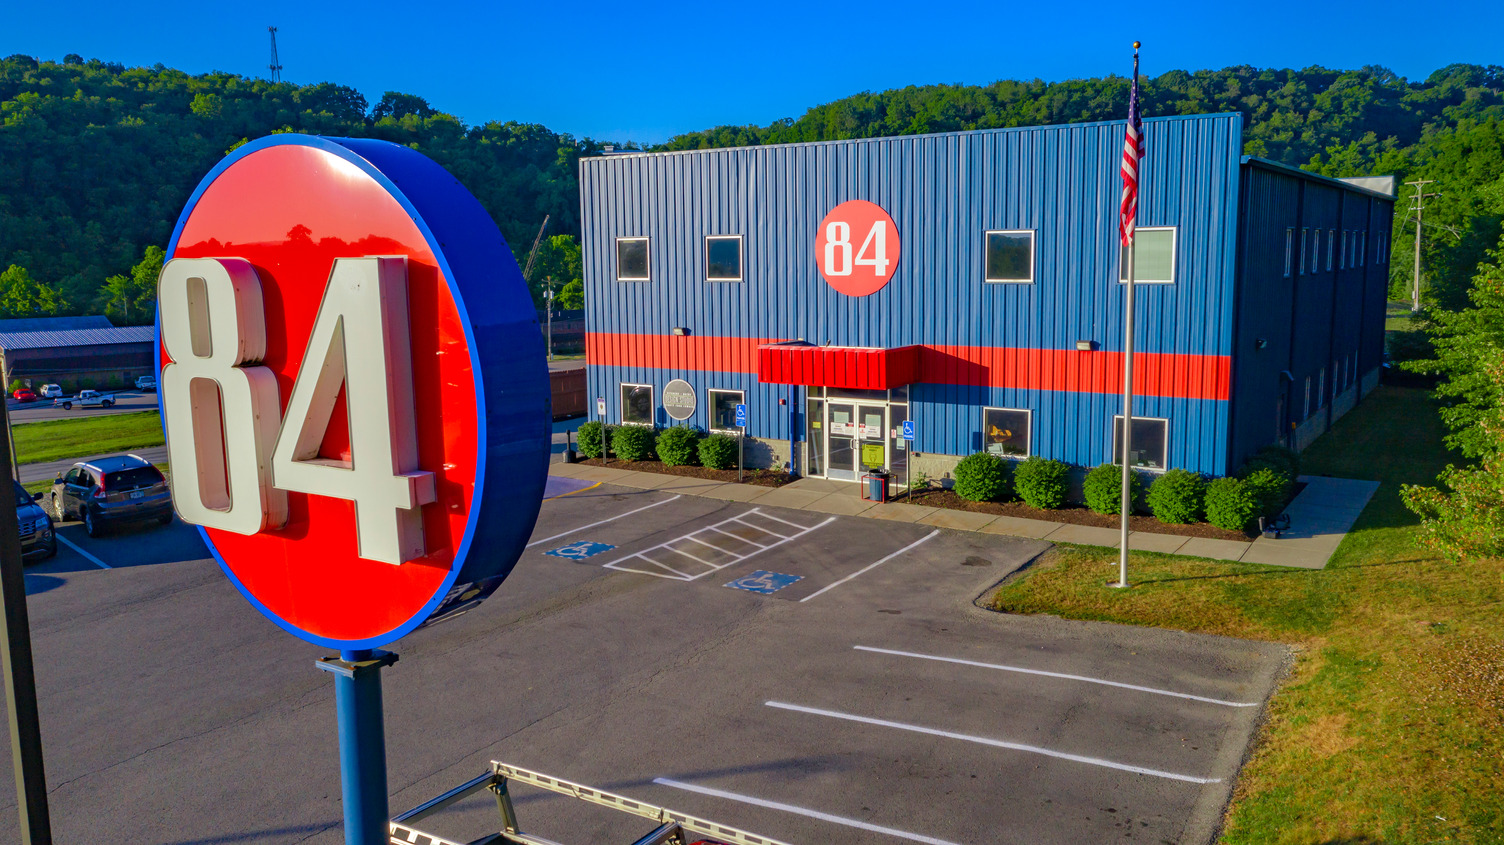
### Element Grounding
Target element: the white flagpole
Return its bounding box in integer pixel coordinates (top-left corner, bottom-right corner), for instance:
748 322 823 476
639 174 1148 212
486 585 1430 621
1115 42 1141 590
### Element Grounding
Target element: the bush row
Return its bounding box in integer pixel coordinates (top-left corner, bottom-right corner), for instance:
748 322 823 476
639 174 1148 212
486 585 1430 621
947 443 1302 532
576 422 741 470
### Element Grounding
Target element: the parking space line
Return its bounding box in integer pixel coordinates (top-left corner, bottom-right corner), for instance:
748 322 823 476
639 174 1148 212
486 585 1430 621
799 531 939 603
764 701 1220 785
685 534 739 555
653 778 963 845
748 510 809 530
56 535 111 570
609 557 694 580
853 646 1260 707
598 509 835 582
525 495 682 548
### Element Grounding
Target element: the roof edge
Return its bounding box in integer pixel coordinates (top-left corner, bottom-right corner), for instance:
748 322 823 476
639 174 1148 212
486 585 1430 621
1240 156 1397 201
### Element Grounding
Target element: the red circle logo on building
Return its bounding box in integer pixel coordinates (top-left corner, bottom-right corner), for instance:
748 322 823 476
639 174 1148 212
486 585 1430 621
815 200 901 296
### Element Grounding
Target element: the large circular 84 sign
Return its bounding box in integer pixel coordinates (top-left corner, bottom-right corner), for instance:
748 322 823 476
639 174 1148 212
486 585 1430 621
158 135 549 650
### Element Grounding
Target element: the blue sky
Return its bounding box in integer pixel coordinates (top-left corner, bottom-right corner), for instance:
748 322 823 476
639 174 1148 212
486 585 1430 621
5 0 1501 144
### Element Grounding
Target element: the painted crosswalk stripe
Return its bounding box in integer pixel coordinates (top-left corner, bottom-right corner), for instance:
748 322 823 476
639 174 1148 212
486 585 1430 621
764 701 1220 784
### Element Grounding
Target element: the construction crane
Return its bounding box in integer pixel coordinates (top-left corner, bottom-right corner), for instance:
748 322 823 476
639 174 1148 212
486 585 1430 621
268 27 283 82
521 214 550 281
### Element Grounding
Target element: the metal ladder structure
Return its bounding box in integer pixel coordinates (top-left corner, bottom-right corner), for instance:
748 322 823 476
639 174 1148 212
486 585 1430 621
388 761 793 845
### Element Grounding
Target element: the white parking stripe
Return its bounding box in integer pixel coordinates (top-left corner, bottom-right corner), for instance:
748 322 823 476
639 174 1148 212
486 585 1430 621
799 530 939 603
653 778 965 845
853 646 1260 708
601 510 835 582
525 495 681 548
764 701 1220 784
56 535 111 570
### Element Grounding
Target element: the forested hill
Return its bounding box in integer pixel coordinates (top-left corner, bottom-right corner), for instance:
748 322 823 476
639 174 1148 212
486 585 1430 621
2 56 1503 323
0 53 606 321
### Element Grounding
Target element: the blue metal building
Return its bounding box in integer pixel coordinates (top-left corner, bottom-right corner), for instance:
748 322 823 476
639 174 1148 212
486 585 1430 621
578 113 1393 483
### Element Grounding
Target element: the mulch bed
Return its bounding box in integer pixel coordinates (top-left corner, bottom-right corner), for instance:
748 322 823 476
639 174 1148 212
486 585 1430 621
893 486 1260 541
575 457 796 488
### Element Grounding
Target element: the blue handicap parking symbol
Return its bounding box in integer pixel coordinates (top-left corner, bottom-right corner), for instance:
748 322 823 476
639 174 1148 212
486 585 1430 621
545 541 616 561
735 403 748 427
726 570 803 595
901 420 915 441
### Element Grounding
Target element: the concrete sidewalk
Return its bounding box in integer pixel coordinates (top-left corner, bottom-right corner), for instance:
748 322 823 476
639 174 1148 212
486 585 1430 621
549 461 1378 570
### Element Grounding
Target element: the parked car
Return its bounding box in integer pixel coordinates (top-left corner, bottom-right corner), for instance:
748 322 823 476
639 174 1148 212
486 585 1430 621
55 389 115 410
38 384 62 399
14 481 56 560
50 455 173 537
135 375 157 392
11 388 36 402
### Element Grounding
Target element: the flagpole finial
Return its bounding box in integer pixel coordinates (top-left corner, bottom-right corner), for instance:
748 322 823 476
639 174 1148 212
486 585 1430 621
1133 41 1141 50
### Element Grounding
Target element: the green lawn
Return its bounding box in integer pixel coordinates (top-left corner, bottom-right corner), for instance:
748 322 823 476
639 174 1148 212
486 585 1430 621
12 411 165 466
988 386 1503 844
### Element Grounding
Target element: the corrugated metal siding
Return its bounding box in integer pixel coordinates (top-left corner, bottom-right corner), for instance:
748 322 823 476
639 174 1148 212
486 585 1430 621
581 114 1243 473
758 344 922 390
1359 201 1391 375
0 325 155 351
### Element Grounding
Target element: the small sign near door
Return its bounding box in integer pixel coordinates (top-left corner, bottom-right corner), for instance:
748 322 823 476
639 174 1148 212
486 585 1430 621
596 397 606 417
734 403 748 427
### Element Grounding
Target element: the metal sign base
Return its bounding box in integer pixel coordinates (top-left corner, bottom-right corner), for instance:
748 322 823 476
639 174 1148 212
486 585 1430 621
317 649 398 845
389 761 791 845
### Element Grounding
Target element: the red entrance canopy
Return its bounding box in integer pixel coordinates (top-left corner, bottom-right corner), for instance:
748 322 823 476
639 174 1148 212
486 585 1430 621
757 342 921 390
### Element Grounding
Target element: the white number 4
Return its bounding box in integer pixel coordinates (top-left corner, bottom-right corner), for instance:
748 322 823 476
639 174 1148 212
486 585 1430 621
159 256 436 565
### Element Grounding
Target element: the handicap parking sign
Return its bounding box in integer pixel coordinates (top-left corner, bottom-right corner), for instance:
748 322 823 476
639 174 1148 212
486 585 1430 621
901 420 915 441
734 403 748 427
726 570 803 595
545 541 616 561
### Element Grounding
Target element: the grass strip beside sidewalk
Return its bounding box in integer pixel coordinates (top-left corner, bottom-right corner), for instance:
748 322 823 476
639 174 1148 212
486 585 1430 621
12 411 165 466
988 386 1503 844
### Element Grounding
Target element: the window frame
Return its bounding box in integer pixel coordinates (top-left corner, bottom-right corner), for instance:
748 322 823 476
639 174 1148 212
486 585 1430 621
1111 415 1170 472
703 234 743 283
1359 231 1366 267
707 388 745 433
1310 229 1321 274
1299 228 1308 275
1284 228 1294 277
1326 229 1335 271
619 382 654 427
614 237 651 282
1117 226 1177 285
1340 230 1348 270
983 229 1037 284
981 406 1033 459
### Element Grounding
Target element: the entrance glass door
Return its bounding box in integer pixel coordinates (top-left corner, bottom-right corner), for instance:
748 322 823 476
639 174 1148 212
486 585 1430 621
856 405 887 476
827 403 857 480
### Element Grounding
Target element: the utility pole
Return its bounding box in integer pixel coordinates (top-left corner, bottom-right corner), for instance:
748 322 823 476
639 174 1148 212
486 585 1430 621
267 27 283 83
544 277 554 362
1404 179 1437 312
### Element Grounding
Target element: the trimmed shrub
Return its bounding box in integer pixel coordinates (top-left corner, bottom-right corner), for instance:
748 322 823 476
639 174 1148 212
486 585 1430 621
656 426 702 467
577 421 607 459
1238 457 1286 481
1243 467 1292 518
1013 457 1069 510
1205 477 1259 532
1256 444 1301 477
954 453 1011 502
610 425 656 462
1146 468 1206 524
698 434 739 470
1083 463 1142 515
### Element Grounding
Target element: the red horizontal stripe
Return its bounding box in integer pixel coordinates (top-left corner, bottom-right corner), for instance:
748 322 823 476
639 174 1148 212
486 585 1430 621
586 333 1230 401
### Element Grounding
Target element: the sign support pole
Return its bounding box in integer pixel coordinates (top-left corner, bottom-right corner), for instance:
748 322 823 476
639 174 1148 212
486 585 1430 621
317 650 398 845
738 426 745 484
0 396 52 845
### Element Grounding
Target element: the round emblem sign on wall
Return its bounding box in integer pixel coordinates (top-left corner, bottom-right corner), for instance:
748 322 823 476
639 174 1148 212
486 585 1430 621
662 379 697 421
158 135 549 650
815 200 901 296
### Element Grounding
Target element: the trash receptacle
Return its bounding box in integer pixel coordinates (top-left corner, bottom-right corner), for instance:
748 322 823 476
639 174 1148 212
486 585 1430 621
862 471 889 503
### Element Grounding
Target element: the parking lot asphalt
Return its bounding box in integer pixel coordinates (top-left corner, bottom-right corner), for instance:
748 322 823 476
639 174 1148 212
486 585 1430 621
0 482 1287 845
7 389 160 423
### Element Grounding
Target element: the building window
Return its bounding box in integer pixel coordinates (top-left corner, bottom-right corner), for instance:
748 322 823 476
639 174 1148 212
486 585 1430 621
1310 229 1320 274
1299 228 1308 274
1359 231 1366 266
620 383 653 426
982 408 1031 457
984 230 1035 283
1340 231 1347 269
1318 367 1326 408
1326 229 1335 271
615 238 650 282
1304 376 1311 420
1119 226 1175 284
705 235 742 282
1284 228 1293 277
708 388 743 432
1112 416 1168 470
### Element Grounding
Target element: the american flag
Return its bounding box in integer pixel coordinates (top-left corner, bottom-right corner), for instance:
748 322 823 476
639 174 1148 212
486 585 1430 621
1119 50 1144 246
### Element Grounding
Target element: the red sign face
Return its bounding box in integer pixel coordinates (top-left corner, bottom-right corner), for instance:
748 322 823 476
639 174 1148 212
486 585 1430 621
815 200 901 296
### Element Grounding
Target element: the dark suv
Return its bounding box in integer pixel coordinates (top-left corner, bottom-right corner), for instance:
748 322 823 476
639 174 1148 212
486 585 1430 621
14 481 56 560
50 455 173 537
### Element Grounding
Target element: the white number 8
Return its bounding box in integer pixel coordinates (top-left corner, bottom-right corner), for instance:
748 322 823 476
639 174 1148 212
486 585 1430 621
160 256 436 565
